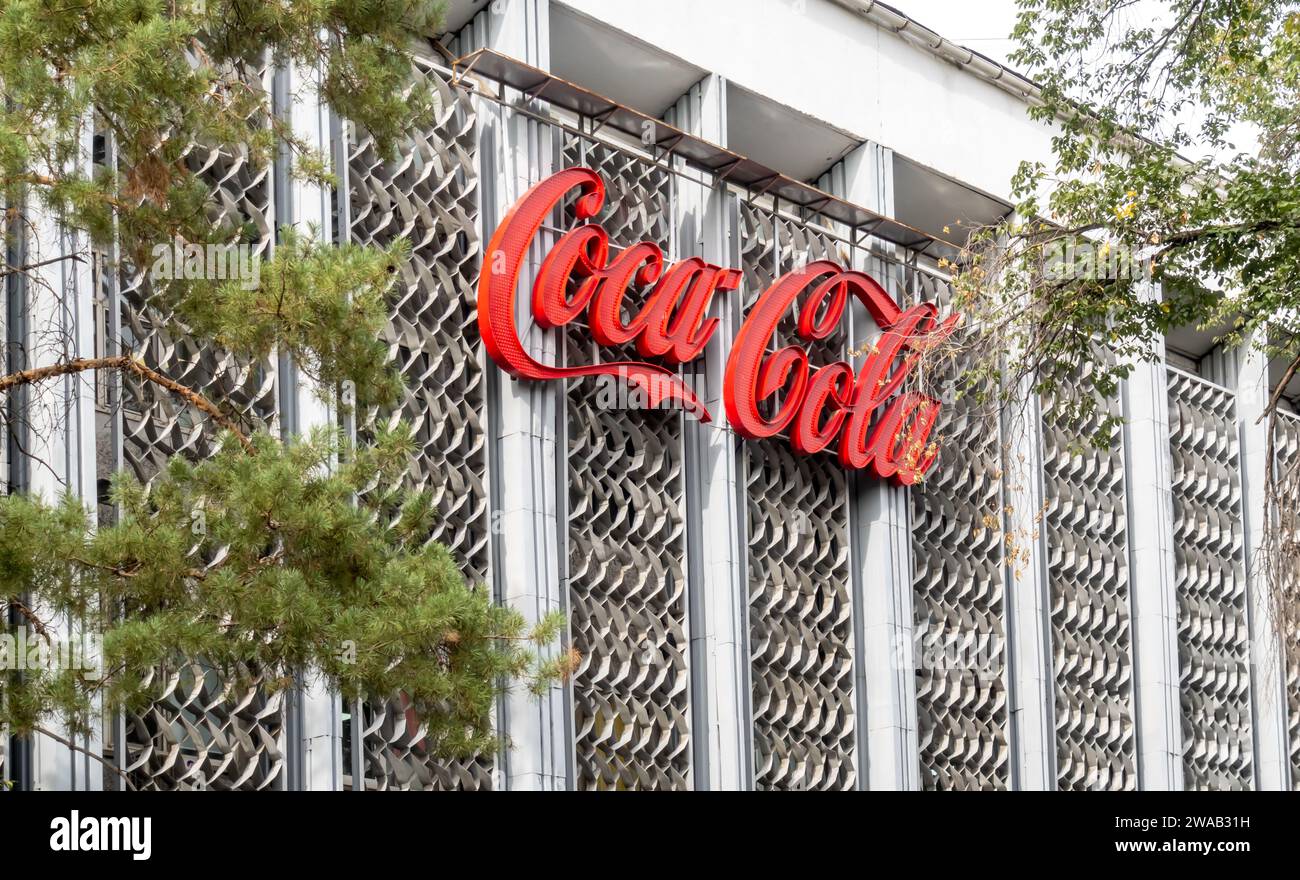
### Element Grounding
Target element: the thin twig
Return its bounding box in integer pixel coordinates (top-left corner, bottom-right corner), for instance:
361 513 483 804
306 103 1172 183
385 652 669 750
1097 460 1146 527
0 355 255 454
0 253 85 278
1257 352 1300 425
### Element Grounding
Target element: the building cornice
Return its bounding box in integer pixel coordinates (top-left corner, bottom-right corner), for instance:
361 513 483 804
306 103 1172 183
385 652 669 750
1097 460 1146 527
831 0 1044 106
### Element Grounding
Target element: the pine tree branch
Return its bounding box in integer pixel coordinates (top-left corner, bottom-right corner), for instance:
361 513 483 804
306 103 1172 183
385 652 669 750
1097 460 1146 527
5 172 130 212
4 595 52 640
0 355 255 454
68 556 142 579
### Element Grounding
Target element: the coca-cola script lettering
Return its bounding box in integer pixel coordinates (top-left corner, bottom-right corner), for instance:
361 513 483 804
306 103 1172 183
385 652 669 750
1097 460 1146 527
477 166 959 485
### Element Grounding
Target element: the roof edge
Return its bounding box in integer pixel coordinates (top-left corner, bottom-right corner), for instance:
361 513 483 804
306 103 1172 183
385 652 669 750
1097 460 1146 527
830 0 1043 106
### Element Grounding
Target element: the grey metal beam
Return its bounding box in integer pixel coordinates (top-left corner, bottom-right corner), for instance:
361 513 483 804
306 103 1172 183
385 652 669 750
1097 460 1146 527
1123 283 1186 790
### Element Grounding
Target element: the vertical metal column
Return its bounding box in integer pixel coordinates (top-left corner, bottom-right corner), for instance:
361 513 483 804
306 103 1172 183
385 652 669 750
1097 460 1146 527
280 57 345 792
828 141 920 790
1123 281 1185 790
1004 400 1057 789
103 125 129 791
1002 213 1056 791
1237 334 1291 790
3 172 30 791
24 120 103 791
672 74 751 790
472 0 570 791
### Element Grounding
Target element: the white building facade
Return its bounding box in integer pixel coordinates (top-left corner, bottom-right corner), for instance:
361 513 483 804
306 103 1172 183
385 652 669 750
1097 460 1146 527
4 0 1297 791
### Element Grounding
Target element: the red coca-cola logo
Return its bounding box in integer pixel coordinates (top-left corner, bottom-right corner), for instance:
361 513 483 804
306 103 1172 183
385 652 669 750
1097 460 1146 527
477 167 959 485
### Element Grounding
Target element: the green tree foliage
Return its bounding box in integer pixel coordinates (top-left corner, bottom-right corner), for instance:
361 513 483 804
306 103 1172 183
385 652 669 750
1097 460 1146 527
1 427 565 755
0 1 568 766
950 0 1300 430
0 1 449 402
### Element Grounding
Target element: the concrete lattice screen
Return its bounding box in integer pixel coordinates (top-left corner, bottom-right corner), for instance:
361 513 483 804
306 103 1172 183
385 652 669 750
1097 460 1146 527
1277 409 1300 791
101 58 487 792
110 59 284 791
1167 369 1253 790
1041 370 1137 790
561 136 694 790
345 61 490 790
739 203 857 791
908 270 1010 791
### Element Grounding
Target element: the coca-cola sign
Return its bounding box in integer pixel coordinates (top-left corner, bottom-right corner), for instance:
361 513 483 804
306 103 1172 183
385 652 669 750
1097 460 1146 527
478 167 959 485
